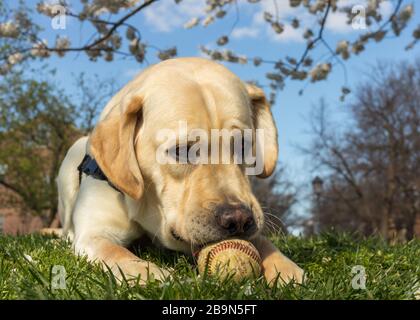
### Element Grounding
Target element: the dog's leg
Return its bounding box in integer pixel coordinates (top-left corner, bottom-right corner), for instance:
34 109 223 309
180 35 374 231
76 236 170 284
38 228 63 237
72 177 170 284
252 236 304 285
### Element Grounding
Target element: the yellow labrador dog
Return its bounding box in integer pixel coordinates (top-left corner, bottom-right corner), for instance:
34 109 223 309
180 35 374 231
57 57 303 285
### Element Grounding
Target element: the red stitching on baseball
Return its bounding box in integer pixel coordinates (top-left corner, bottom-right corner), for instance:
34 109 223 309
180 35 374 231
200 240 261 275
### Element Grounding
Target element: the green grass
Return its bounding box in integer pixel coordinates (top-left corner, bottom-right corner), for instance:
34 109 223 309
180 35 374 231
0 233 419 300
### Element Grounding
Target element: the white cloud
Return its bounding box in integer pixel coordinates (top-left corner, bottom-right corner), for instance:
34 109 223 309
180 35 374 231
257 0 298 20
378 1 394 17
142 0 394 42
231 27 259 39
143 0 206 32
326 11 353 34
266 24 305 43
325 0 394 34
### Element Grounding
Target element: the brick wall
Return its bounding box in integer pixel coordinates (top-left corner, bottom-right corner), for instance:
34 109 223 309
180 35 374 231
0 185 46 235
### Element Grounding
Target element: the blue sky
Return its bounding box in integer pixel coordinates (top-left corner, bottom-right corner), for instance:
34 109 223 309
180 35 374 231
23 0 420 223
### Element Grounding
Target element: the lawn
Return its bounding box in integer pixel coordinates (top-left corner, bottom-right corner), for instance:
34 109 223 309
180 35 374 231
0 233 419 300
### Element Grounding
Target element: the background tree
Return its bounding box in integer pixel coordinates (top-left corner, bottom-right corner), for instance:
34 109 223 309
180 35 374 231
0 0 418 102
0 70 115 225
303 59 420 240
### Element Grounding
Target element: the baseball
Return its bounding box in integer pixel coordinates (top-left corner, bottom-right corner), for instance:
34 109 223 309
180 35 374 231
197 239 262 282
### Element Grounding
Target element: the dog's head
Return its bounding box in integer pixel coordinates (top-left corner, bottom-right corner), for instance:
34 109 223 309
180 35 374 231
89 58 278 252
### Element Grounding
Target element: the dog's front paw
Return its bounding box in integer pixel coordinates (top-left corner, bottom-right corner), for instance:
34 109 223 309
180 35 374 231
108 259 172 284
262 253 304 285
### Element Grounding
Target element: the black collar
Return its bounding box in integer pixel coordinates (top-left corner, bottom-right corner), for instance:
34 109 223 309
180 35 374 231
77 154 121 193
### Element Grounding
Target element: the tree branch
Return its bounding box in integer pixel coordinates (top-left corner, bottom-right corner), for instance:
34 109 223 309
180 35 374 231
0 180 23 199
294 0 332 72
1 0 157 60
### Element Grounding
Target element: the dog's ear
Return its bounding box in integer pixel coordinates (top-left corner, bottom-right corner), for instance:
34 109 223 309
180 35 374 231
245 83 278 178
89 95 144 200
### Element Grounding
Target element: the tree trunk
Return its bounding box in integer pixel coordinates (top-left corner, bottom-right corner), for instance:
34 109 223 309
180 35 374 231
379 209 389 239
414 213 420 239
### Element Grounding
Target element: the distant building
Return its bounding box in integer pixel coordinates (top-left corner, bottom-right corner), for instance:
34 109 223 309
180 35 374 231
0 144 64 235
0 184 44 235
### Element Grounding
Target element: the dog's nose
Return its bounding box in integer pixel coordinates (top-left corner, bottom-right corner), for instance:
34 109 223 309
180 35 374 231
215 204 255 236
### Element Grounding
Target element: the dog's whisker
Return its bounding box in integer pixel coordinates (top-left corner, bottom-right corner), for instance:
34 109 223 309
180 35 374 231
264 211 286 226
264 217 283 232
263 219 277 234
263 211 286 235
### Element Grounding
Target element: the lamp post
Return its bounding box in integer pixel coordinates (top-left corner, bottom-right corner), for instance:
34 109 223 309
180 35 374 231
312 176 324 234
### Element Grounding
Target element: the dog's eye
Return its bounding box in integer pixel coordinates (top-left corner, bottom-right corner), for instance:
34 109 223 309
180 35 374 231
168 144 193 163
233 135 254 166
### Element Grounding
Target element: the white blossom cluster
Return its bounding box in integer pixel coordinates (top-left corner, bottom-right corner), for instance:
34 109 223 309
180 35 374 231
263 12 285 35
36 2 57 17
8 52 23 65
157 47 177 61
0 0 418 98
184 17 199 30
0 22 19 38
55 37 70 57
84 0 141 16
310 63 331 82
183 0 231 30
347 3 413 56
200 46 247 64
0 52 23 75
31 40 50 58
0 19 27 74
336 41 349 60
197 0 415 102
129 38 145 62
